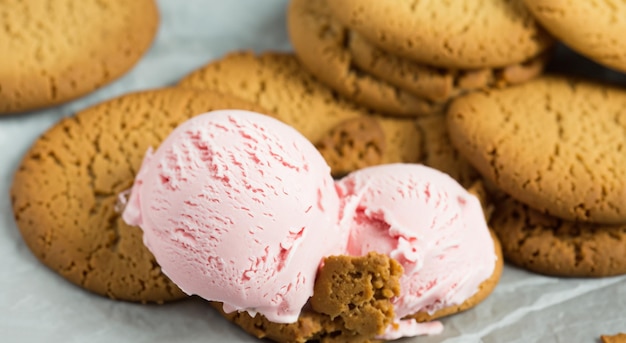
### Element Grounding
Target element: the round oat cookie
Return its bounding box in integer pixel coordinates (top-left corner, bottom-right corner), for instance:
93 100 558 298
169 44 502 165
447 76 626 224
349 32 550 102
326 0 554 69
0 0 159 114
178 51 424 176
491 196 626 277
11 88 264 302
287 0 444 117
524 0 626 74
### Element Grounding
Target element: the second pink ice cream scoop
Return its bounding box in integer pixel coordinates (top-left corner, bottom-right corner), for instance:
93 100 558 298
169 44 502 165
336 164 497 339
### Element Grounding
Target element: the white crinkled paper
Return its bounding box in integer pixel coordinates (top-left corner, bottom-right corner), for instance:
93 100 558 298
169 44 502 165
0 1 625 342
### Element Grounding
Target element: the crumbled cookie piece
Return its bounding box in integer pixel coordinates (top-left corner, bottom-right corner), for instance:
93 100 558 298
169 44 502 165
215 252 402 343
316 117 386 178
601 333 626 343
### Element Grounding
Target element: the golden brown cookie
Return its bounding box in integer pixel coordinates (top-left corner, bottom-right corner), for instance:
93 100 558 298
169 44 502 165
348 32 550 102
447 76 626 224
0 0 159 114
315 113 480 181
602 333 626 343
326 0 554 69
415 115 480 188
287 0 444 117
216 252 401 343
178 51 423 173
491 196 626 277
315 117 386 178
524 0 626 74
11 88 265 302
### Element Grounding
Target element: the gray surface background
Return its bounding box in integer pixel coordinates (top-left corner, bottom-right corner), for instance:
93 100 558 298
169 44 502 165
0 1 624 342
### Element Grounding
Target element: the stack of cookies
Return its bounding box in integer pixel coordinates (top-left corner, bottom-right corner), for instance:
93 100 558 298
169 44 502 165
447 76 626 278
287 0 554 117
442 0 626 279
8 0 626 342
11 2 506 342
280 0 626 281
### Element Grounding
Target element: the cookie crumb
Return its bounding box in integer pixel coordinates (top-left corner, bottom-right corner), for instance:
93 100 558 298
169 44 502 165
215 252 402 343
601 333 626 343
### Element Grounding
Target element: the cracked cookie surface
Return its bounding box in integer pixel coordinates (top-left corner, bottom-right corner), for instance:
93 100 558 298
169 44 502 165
326 0 553 69
447 76 626 224
216 252 401 343
0 0 159 114
524 0 626 74
491 196 626 277
11 88 264 302
287 0 444 117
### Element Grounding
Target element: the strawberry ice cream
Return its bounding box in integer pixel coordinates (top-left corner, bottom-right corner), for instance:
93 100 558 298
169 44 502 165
122 109 497 340
122 110 344 323
336 164 497 339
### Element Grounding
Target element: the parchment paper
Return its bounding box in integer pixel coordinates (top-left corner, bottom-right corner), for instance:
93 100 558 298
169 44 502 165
1 1 624 342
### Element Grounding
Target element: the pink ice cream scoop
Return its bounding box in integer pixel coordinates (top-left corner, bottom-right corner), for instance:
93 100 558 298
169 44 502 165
336 164 497 339
122 110 344 323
